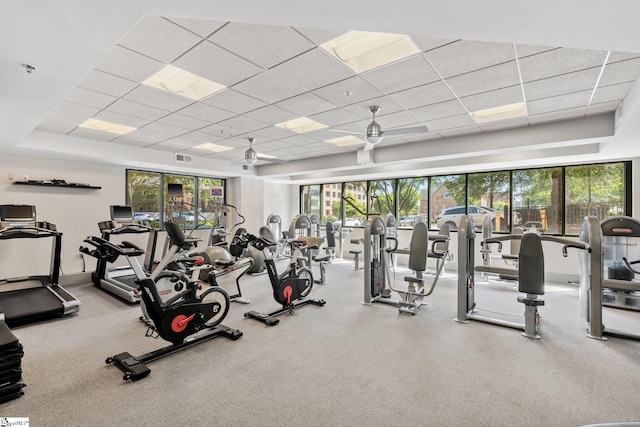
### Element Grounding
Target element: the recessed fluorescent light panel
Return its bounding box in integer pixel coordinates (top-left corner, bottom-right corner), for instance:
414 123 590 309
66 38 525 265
275 117 327 134
143 65 226 101
193 143 233 152
320 31 420 73
326 135 366 147
471 102 527 124
79 118 136 135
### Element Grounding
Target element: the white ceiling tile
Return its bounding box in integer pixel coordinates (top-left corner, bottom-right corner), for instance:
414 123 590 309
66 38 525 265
528 91 591 115
275 92 336 117
293 27 346 46
106 99 170 121
244 105 298 125
34 123 74 134
341 98 403 119
197 123 249 139
426 114 475 131
40 111 84 127
180 131 222 143
209 22 315 69
459 85 523 111
523 68 600 101
140 122 189 137
445 61 521 97
165 18 227 38
362 55 439 94
271 48 354 91
95 45 165 82
155 113 210 131
312 76 383 107
217 115 271 133
68 127 118 142
586 101 620 116
232 69 307 103
252 125 299 141
118 17 203 63
412 36 458 52
178 103 236 123
608 51 640 63
173 40 263 87
425 40 515 78
122 129 170 143
94 110 150 128
515 44 557 58
145 142 182 153
123 85 195 111
518 47 607 82
112 138 153 148
77 70 138 98
201 89 267 114
389 80 456 109
309 108 360 127
53 101 101 118
411 99 468 121
528 107 587 125
598 57 640 87
64 87 117 109
158 137 202 148
591 82 634 104
376 110 423 129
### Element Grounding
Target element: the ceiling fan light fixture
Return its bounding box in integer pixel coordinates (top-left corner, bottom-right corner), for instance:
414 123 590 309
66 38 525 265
143 65 226 101
366 120 383 144
244 147 258 165
320 31 420 73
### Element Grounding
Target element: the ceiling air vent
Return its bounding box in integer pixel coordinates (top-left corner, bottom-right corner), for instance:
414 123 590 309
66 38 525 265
175 153 193 164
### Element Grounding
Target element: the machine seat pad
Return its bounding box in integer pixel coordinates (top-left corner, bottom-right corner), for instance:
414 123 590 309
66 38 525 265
349 249 362 254
517 296 545 306
404 276 424 284
475 266 519 277
314 254 331 263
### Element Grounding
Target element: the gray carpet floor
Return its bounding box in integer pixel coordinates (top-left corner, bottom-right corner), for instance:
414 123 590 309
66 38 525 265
2 258 640 426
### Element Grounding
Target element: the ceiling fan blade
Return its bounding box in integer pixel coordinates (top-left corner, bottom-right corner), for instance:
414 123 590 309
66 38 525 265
384 125 429 136
363 142 375 152
329 129 365 135
256 153 287 164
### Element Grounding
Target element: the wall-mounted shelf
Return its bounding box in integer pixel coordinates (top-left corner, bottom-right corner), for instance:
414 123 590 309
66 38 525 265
13 181 101 190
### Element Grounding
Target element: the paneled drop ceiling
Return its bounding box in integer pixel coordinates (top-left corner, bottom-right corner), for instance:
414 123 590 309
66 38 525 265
7 5 640 181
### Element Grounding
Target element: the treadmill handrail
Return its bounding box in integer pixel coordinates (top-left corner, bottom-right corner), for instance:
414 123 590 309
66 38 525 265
0 224 62 239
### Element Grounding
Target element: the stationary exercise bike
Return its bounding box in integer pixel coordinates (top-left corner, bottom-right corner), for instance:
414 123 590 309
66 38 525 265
83 235 242 381
241 233 326 326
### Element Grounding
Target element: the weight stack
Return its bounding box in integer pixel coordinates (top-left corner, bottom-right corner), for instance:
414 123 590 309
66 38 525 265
0 321 25 403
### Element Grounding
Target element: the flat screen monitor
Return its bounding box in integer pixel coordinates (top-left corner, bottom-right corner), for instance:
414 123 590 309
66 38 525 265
0 204 36 222
167 183 183 197
110 205 134 222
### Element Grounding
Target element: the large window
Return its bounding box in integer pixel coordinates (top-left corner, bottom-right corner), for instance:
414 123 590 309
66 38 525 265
323 182 343 224
397 178 428 228
468 171 512 232
299 161 630 236
344 181 367 227
126 170 225 230
513 167 563 234
565 163 626 234
300 184 321 218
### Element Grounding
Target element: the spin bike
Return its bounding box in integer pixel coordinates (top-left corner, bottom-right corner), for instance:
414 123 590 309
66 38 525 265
242 233 326 326
82 236 242 381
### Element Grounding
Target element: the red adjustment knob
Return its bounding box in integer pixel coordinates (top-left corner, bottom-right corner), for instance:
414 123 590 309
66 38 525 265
194 256 205 266
283 286 293 305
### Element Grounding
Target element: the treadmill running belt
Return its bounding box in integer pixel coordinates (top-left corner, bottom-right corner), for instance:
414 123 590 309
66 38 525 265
0 287 64 326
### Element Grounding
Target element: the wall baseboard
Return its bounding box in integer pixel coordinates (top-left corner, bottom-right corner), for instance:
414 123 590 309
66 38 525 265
60 272 92 286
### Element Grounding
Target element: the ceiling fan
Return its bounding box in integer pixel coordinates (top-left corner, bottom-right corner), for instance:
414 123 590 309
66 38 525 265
240 137 287 166
333 106 429 151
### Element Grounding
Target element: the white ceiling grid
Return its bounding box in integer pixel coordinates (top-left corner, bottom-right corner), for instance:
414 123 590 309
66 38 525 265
34 16 640 167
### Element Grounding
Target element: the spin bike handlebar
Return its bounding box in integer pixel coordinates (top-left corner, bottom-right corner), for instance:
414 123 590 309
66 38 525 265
622 257 640 275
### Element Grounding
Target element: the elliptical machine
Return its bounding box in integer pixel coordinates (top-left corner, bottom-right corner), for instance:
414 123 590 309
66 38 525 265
242 232 326 326
84 235 242 381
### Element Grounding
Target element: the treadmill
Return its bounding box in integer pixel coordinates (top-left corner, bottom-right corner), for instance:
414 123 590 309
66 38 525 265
0 204 81 327
91 205 158 303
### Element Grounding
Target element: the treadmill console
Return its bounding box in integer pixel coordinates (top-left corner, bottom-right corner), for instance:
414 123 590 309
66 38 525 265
110 205 135 226
0 205 36 229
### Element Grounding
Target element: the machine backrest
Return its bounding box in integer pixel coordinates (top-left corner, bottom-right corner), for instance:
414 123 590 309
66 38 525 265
510 227 524 256
325 222 336 248
518 232 545 295
164 220 195 250
259 226 274 241
434 223 450 253
408 222 428 272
